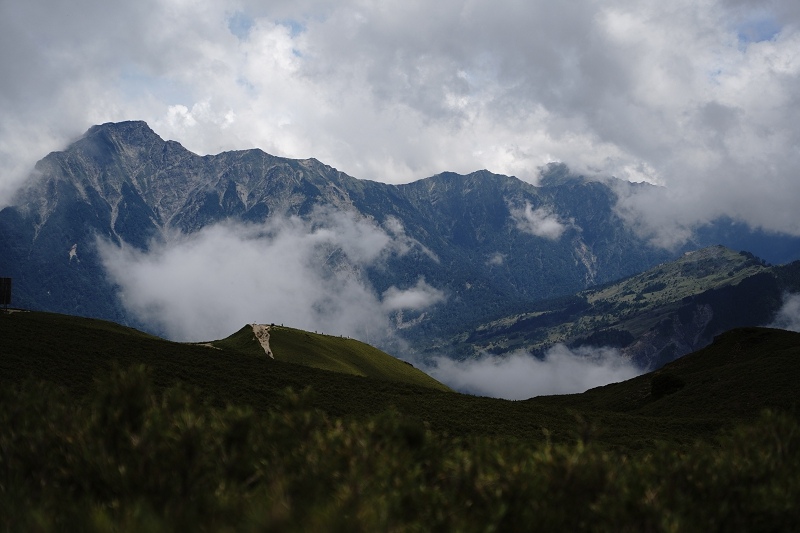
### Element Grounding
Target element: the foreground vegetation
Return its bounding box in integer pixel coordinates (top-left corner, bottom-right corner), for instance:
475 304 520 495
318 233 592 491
3 311 800 529
2 365 799 531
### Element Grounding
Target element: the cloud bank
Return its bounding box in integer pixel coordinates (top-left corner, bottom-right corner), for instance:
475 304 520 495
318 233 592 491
510 202 569 240
98 210 443 342
429 344 643 400
3 1 800 246
382 278 446 312
769 293 800 332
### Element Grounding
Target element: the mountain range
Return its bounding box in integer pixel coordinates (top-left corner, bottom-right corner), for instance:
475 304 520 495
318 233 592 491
1 120 799 365
443 245 800 367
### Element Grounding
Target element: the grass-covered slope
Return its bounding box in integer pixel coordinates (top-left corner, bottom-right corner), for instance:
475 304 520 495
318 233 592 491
0 311 568 443
558 327 800 419
3 309 800 450
268 325 451 391
5 366 800 532
212 323 450 391
0 311 449 407
585 245 768 312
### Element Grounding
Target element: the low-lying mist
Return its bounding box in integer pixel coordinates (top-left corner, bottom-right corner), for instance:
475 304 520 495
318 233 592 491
427 345 643 399
98 209 444 344
770 292 800 333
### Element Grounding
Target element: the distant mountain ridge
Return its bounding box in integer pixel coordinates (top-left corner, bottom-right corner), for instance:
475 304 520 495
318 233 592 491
444 245 800 368
1 120 799 352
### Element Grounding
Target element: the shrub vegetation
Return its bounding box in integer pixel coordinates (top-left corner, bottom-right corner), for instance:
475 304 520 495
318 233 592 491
2 366 800 531
3 311 800 529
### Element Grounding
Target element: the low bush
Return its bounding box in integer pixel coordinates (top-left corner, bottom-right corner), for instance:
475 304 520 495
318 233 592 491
651 372 686 399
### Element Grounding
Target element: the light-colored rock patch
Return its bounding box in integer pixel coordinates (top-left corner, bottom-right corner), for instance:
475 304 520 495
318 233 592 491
191 342 221 350
251 324 274 358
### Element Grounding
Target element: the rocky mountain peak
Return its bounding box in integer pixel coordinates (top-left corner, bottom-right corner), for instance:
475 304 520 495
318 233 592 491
76 120 171 162
85 119 158 138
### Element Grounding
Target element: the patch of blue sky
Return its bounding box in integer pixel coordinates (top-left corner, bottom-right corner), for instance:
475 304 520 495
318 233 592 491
119 65 188 104
228 11 255 40
736 14 781 45
236 76 257 95
707 67 723 85
273 19 307 58
277 18 306 37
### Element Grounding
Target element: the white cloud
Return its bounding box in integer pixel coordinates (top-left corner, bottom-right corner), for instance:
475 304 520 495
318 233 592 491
769 293 800 332
97 209 443 343
383 215 440 262
2 0 800 244
510 202 569 240
487 252 505 266
428 344 643 400
381 278 446 312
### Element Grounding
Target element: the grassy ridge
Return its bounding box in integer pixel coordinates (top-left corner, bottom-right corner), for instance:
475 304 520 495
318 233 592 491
266 325 452 391
207 325 266 357
0 311 574 444
212 323 450 391
585 246 766 310
452 245 775 359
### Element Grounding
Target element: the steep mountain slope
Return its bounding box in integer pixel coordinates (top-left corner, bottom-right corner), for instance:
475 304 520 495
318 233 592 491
0 121 674 342
446 246 800 367
3 120 799 354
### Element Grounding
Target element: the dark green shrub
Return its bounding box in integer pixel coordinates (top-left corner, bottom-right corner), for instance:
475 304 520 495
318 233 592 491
651 372 686 399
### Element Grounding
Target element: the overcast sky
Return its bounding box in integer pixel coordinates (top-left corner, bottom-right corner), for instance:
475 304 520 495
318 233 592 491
2 0 799 244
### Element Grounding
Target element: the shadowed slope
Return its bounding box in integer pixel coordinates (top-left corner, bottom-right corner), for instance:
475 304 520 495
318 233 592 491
537 327 800 420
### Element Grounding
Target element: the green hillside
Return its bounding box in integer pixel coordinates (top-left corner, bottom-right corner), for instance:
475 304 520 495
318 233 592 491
0 311 452 412
586 245 767 311
537 327 800 419
0 310 632 445
212 323 451 391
